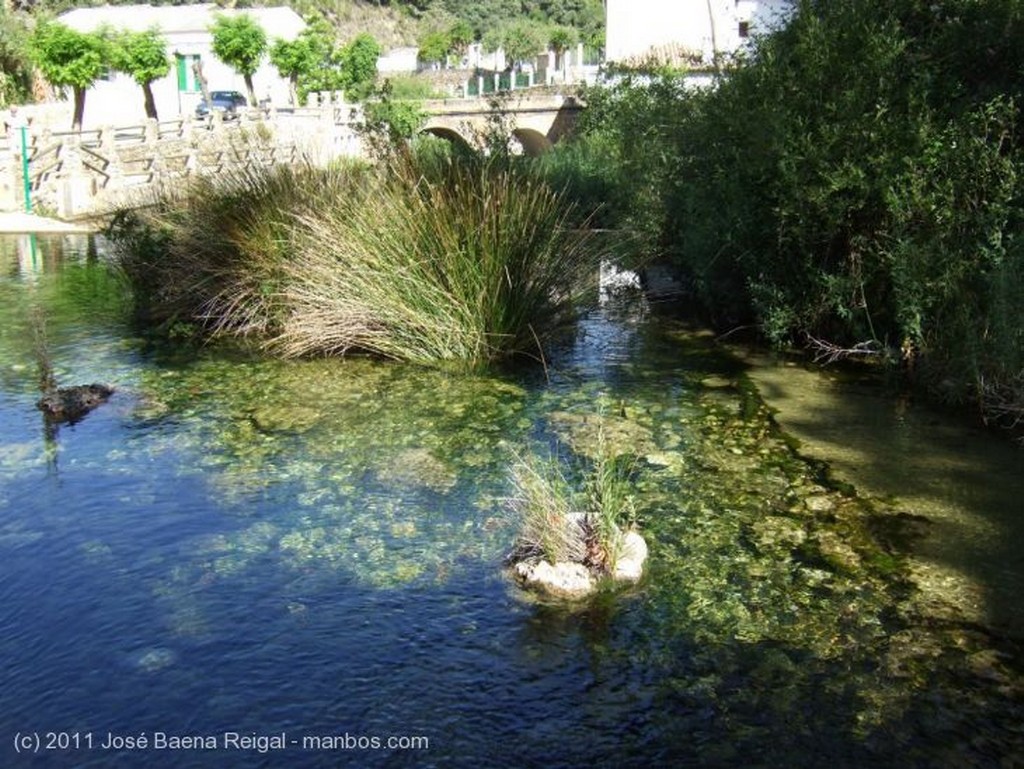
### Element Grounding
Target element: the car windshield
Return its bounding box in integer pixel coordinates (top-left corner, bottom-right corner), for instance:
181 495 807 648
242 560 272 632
211 92 242 101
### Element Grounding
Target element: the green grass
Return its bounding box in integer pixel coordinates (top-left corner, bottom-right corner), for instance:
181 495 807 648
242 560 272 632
271 155 601 365
109 154 602 367
506 422 640 572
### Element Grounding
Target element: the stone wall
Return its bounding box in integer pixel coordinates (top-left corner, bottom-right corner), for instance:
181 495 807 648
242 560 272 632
0 103 363 219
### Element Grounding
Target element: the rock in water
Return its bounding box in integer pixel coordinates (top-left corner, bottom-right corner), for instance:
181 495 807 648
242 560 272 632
37 384 114 423
612 531 649 582
514 560 597 599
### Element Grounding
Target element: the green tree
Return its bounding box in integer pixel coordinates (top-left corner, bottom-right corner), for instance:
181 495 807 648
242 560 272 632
210 13 267 106
502 21 544 70
548 25 577 71
107 28 170 120
335 32 381 101
417 29 450 67
359 80 427 158
30 21 107 130
447 19 473 61
0 8 33 107
270 37 317 106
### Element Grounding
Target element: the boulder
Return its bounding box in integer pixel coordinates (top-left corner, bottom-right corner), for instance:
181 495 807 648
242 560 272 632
37 384 114 423
514 560 596 599
612 530 649 581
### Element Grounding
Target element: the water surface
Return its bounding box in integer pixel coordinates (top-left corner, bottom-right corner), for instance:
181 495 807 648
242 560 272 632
0 235 1021 767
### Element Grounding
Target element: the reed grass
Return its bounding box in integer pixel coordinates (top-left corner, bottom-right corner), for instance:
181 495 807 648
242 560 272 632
272 156 601 364
109 161 370 337
110 155 601 367
506 425 640 572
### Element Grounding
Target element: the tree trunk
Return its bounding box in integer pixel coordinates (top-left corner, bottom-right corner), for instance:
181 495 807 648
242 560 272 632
705 0 720 67
142 81 158 120
192 59 211 106
289 74 298 107
243 75 256 107
72 86 86 131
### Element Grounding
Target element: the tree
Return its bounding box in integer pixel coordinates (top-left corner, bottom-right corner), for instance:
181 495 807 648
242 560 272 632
548 25 577 71
108 28 170 120
502 21 545 70
417 29 449 67
30 21 107 130
335 33 380 101
210 13 267 106
270 37 317 106
447 19 473 61
0 8 33 106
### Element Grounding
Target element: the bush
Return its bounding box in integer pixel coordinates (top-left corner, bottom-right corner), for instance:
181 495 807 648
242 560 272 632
568 0 1024 431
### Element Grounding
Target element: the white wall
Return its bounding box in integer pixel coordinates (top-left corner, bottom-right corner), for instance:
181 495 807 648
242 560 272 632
605 0 793 64
58 4 304 128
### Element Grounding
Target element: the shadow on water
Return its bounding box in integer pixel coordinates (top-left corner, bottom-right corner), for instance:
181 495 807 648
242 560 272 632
739 351 1024 643
0 237 1022 767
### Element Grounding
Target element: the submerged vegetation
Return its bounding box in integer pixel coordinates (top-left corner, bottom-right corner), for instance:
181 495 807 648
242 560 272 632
108 154 601 367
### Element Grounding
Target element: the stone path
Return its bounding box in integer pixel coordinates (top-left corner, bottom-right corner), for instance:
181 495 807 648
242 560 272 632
0 211 97 234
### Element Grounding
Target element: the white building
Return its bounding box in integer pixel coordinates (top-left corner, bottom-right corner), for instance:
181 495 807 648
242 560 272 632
605 0 793 65
57 4 305 127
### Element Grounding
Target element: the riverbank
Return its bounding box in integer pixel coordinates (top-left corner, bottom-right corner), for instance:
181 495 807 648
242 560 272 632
0 211 97 234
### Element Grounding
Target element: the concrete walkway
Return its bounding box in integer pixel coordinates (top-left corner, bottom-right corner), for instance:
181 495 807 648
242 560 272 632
0 211 97 234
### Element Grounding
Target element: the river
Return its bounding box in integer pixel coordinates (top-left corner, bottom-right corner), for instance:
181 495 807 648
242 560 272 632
0 233 1021 767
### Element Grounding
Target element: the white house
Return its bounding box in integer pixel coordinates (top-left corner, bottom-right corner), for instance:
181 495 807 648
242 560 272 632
57 4 305 127
604 0 793 65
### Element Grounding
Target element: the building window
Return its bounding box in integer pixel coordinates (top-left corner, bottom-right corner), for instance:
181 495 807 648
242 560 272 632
738 21 751 38
175 54 201 92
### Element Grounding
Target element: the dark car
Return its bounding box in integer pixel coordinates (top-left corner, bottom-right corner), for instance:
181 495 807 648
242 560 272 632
195 90 248 120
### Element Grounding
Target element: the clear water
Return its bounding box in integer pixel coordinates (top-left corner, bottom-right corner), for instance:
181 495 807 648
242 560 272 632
0 235 1021 768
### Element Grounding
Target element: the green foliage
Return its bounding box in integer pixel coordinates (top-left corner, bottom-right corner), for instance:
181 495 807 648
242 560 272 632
384 74 444 99
109 156 601 368
30 21 108 128
500 20 545 68
547 25 576 56
506 421 639 572
107 162 369 337
276 156 600 364
107 28 169 86
335 32 381 100
210 13 267 104
0 8 33 106
417 29 449 65
30 20 106 89
107 28 170 119
270 37 319 105
570 0 1024 426
358 80 427 157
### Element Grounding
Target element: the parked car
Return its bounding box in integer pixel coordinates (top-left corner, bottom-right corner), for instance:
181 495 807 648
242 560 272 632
195 91 248 120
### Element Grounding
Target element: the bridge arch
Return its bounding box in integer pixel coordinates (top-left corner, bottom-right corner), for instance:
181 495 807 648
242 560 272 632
511 128 552 157
418 125 475 153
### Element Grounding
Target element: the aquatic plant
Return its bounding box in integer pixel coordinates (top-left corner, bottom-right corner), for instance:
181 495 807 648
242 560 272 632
108 160 370 337
505 450 586 566
273 156 601 365
505 424 640 574
110 155 601 367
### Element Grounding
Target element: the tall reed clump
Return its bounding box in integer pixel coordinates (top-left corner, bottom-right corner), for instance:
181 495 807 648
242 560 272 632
272 157 601 365
108 161 369 337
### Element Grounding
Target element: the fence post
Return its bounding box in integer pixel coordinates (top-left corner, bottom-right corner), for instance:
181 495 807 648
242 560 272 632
19 125 31 213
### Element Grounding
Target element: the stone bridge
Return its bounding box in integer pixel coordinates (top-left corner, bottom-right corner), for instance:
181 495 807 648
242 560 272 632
419 92 584 155
0 91 584 218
